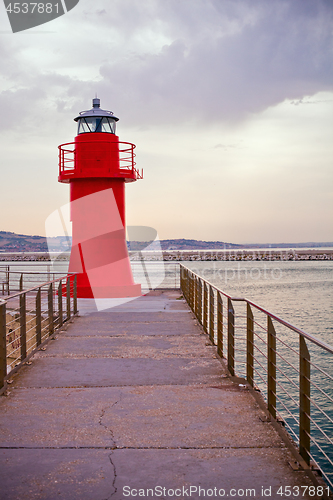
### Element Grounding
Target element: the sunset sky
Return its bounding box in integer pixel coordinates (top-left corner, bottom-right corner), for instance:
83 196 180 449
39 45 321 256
0 0 332 243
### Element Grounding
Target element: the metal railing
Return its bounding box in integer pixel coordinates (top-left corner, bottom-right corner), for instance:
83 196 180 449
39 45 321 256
0 265 10 295
180 264 333 492
0 274 78 393
0 266 71 296
58 141 143 180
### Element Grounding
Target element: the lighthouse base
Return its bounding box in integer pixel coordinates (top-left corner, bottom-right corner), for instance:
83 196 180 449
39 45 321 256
77 296 141 314
76 283 141 299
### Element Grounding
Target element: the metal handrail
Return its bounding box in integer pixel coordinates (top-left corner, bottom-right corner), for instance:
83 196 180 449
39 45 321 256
180 264 333 493
4 273 77 300
58 141 143 180
0 269 77 296
0 274 78 394
181 266 333 355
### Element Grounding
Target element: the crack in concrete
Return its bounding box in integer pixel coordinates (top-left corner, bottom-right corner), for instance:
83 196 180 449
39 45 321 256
106 452 117 499
15 382 226 389
0 445 284 450
98 408 116 447
60 333 199 338
98 399 120 499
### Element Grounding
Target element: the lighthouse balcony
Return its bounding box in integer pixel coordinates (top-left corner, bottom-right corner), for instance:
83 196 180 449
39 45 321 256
58 141 143 183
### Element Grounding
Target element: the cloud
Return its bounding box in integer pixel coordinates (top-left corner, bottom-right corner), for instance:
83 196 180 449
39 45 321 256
0 0 332 131
214 142 245 150
94 0 333 125
290 97 333 106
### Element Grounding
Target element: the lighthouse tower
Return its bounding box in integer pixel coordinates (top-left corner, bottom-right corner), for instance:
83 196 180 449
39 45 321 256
58 98 142 299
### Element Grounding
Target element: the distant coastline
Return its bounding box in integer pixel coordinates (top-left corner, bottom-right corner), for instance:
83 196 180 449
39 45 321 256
1 230 332 255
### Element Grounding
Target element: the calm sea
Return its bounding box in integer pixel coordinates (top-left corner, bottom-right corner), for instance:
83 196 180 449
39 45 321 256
183 260 332 344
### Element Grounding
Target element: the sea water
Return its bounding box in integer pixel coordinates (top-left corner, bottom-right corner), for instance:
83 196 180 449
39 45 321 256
183 260 332 343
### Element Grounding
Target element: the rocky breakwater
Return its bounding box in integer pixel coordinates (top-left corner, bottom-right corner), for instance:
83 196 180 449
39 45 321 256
130 249 333 261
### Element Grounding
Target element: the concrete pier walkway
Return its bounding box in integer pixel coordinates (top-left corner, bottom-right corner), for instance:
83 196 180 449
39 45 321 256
0 290 315 499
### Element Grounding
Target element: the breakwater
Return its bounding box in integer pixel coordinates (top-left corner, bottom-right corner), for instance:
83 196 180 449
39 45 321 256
0 248 332 262
141 248 333 261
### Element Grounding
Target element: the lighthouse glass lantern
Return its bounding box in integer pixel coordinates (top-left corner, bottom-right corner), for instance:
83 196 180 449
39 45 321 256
58 98 143 299
76 98 118 134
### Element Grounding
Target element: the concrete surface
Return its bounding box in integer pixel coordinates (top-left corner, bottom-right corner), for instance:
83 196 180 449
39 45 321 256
0 290 317 499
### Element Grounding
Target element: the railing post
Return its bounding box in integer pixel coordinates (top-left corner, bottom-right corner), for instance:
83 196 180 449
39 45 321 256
180 266 185 300
58 280 63 328
247 303 254 387
180 266 184 298
194 277 198 318
187 273 191 308
184 267 188 300
6 267 10 295
197 279 202 324
66 277 71 320
203 283 208 333
19 273 23 292
194 277 197 317
73 275 78 315
0 302 6 390
20 293 27 361
192 275 195 312
267 316 277 419
48 283 54 337
227 298 235 376
209 285 215 344
217 292 223 357
189 274 194 312
36 288 41 346
299 336 311 465
175 263 178 289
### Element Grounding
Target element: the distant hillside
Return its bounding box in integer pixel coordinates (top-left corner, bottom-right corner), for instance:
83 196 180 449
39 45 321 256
129 239 333 251
0 231 70 252
0 232 239 252
0 231 332 252
128 239 242 251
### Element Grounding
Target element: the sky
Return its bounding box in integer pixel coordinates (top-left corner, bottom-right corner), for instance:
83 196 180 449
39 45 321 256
0 0 332 244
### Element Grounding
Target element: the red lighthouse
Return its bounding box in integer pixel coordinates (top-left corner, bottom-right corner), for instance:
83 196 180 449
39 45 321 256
58 98 142 299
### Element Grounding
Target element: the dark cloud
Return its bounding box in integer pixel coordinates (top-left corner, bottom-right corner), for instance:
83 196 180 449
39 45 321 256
0 0 332 130
97 0 333 125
